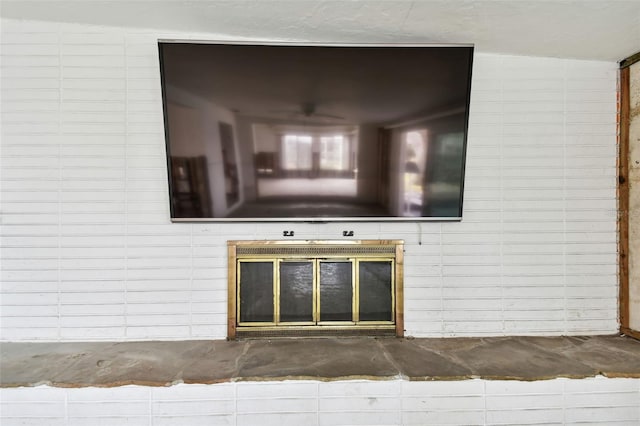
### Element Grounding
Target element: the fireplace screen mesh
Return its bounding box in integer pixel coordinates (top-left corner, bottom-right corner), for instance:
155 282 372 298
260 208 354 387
239 261 273 323
319 261 353 322
359 261 393 321
279 262 314 323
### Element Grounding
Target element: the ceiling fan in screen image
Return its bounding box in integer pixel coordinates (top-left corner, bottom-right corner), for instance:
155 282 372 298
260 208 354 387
270 102 346 121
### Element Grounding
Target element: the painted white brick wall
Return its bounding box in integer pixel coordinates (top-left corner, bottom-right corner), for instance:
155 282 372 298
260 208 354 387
0 18 619 341
1 378 639 425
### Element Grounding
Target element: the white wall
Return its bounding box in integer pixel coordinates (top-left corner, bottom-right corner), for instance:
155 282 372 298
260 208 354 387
0 18 619 341
252 123 279 152
1 378 639 425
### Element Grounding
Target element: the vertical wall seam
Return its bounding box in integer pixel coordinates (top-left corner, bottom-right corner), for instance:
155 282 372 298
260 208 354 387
63 388 69 424
483 380 488 425
316 381 320 426
149 387 154 426
562 59 568 334
234 382 238 426
499 55 505 334
189 223 194 337
638 378 640 423
57 24 63 341
439 222 444 335
561 378 567 425
124 31 130 339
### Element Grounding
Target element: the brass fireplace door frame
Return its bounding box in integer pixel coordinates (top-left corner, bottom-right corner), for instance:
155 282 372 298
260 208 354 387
227 240 404 339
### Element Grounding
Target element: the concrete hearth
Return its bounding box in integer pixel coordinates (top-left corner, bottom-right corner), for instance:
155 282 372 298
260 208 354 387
2 335 639 388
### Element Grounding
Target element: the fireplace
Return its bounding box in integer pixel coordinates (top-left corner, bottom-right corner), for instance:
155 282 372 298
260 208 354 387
227 240 404 338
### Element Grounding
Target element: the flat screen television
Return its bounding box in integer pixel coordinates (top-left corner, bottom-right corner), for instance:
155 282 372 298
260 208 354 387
159 42 473 221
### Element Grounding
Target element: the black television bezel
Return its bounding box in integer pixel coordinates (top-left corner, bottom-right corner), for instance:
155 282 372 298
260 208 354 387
158 41 474 223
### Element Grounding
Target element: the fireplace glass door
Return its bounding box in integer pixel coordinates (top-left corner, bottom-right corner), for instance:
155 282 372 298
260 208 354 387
237 258 394 327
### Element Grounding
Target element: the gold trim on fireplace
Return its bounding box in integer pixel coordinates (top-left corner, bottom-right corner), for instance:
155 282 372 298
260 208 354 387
228 240 404 339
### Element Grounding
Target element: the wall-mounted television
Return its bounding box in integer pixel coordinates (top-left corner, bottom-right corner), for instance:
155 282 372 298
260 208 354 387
159 42 473 221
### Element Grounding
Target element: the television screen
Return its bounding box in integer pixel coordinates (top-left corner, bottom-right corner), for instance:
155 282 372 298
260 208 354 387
159 42 473 221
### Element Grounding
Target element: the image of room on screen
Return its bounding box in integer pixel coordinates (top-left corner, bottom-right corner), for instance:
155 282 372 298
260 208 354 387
159 43 473 221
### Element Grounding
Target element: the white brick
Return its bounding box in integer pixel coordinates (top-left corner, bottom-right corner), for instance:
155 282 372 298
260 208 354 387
486 408 564 424
237 381 318 399
0 21 621 341
238 412 317 426
153 399 235 416
319 411 399 426
125 325 190 338
0 401 67 419
401 410 485 425
2 44 59 55
67 401 149 418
